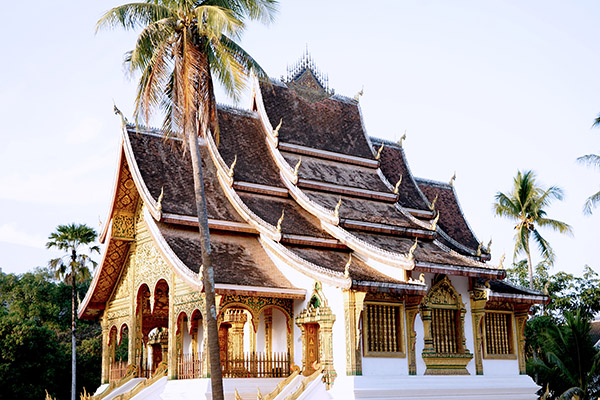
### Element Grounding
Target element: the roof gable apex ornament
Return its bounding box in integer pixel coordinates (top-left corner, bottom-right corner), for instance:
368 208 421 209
394 175 403 194
113 102 127 127
398 131 407 147
353 86 364 102
449 172 457 186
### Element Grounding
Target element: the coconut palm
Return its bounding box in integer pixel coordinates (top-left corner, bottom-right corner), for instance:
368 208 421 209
97 2 277 398
46 223 99 400
577 116 600 215
528 310 600 400
493 170 572 289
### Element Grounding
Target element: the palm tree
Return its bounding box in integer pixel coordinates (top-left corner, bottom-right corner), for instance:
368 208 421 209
97 2 277 398
46 223 99 400
493 170 572 289
528 310 600 400
577 116 600 215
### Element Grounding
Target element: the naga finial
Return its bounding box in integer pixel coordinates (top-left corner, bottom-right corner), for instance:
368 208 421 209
375 142 384 160
394 175 403 194
344 253 352 278
398 131 407 147
273 118 282 137
276 209 285 233
334 197 342 218
408 237 418 262
293 157 302 178
113 102 127 126
429 194 438 211
228 155 237 178
498 253 506 270
449 172 457 186
157 186 164 212
431 211 440 230
353 86 364 102
486 238 492 255
476 242 483 257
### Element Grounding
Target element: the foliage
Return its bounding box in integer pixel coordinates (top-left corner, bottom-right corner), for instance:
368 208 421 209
527 310 600 400
577 152 600 215
0 269 101 400
494 170 572 288
507 262 600 320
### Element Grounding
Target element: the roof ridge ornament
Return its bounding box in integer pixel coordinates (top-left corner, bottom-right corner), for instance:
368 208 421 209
429 194 438 211
285 48 330 93
394 175 403 194
498 253 505 269
431 211 440 230
353 86 364 102
375 142 384 160
293 157 302 179
449 172 457 186
344 253 352 278
334 197 342 219
157 186 164 212
408 237 418 263
398 131 407 147
486 238 492 255
228 155 237 179
273 118 282 137
113 102 127 127
276 209 285 233
476 242 483 257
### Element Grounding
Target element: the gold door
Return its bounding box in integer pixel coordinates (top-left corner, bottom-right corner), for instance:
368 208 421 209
304 323 319 376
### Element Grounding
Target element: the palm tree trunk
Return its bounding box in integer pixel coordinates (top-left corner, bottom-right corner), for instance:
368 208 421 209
188 130 224 400
525 235 534 289
71 251 77 400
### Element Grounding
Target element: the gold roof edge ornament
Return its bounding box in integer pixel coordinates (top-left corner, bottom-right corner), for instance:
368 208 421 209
486 238 492 255
394 175 403 194
476 242 483 257
156 186 164 212
408 237 418 263
113 102 127 127
276 209 285 233
398 131 407 147
449 171 456 186
273 118 282 138
293 157 302 179
498 253 505 270
344 253 352 278
375 142 384 160
333 197 342 219
228 155 237 179
431 211 440 230
353 86 364 102
429 194 438 211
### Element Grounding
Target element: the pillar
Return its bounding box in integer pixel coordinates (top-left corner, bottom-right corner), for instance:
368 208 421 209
343 290 365 376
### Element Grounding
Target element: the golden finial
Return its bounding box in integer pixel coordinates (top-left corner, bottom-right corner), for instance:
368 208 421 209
353 86 364 102
419 273 425 284
449 172 456 186
394 175 403 194
476 242 483 257
228 155 237 178
428 194 438 211
113 102 127 126
375 142 384 160
498 253 505 270
293 157 302 178
344 253 352 278
276 209 285 233
334 197 342 218
431 211 440 230
408 237 418 262
257 387 263 400
157 186 164 212
487 238 492 254
273 118 282 137
398 131 407 147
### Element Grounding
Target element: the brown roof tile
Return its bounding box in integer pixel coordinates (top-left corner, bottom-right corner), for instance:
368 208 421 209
416 178 480 251
159 223 295 289
259 80 374 159
127 128 243 222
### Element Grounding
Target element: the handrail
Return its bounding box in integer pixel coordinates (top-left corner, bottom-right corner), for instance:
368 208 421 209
284 364 324 400
263 364 301 400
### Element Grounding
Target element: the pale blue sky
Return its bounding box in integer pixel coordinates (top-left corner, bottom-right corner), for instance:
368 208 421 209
1 1 599 278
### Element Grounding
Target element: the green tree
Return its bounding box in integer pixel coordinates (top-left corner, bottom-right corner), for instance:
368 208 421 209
527 310 600 400
494 170 572 288
46 224 99 400
97 2 277 398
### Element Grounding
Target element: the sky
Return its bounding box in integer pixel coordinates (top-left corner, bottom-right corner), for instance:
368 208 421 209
1 1 599 279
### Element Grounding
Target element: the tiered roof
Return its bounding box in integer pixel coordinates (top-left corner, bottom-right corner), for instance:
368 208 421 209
80 56 546 319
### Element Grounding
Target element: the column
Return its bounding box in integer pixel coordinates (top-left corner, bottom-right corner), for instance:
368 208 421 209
343 290 365 376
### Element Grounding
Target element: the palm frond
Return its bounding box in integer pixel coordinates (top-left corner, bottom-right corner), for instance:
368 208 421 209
593 112 600 128
577 154 600 169
96 3 174 32
583 190 600 215
532 229 556 265
537 217 573 235
194 5 244 41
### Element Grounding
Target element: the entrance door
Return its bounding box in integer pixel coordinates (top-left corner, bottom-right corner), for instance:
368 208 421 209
303 323 319 376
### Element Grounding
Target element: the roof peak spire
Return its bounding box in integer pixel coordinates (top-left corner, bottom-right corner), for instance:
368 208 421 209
285 47 331 95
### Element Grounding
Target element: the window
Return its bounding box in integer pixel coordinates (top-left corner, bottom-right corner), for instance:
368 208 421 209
431 308 459 353
363 302 405 357
483 311 514 357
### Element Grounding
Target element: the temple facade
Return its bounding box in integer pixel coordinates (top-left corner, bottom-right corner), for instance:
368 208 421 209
80 55 547 399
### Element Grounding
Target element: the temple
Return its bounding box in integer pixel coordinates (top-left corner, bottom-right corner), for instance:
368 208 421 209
80 53 547 399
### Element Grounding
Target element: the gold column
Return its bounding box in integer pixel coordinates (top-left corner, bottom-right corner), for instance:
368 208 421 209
343 290 365 376
167 283 177 379
101 319 111 383
405 297 421 375
470 288 488 375
264 308 273 354
225 309 248 359
515 308 529 374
